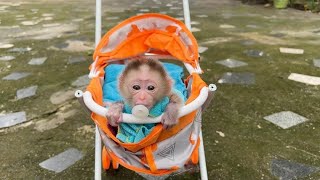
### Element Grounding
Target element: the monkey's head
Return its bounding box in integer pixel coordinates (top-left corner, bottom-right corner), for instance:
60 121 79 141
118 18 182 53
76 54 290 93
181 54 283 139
118 58 172 110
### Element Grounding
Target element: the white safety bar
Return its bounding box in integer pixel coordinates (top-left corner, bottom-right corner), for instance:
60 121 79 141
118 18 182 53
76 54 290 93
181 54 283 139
76 86 212 124
94 0 102 179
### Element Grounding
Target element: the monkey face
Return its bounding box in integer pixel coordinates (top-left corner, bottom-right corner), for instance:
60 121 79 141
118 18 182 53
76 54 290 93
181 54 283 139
128 80 158 109
120 64 169 110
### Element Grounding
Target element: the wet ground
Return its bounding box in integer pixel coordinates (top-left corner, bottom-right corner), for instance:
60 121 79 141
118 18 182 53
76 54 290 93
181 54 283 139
0 0 320 179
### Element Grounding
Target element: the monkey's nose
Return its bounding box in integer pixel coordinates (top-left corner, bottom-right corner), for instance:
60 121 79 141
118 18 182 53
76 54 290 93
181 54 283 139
138 92 146 100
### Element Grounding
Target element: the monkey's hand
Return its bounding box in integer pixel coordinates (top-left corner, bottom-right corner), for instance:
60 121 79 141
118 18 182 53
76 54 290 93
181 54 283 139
161 92 183 129
105 102 124 127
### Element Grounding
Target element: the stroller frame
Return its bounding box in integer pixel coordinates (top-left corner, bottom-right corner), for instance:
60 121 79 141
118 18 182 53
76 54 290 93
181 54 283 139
75 0 216 179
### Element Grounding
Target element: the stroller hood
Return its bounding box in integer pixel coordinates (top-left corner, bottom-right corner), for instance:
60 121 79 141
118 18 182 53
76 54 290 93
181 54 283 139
93 13 199 68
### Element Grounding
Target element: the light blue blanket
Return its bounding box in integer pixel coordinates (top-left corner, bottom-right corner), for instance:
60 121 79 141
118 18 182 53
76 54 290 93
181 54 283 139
103 62 187 143
103 63 187 102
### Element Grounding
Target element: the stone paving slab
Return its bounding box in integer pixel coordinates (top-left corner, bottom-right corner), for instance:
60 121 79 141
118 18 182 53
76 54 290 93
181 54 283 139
50 40 93 52
264 111 308 129
170 7 182 10
219 24 235 29
240 40 256 46
28 57 47 65
139 9 150 12
218 72 255 85
190 21 200 25
39 148 83 173
8 47 32 53
42 13 54 17
2 72 31 80
175 17 184 21
198 46 208 54
72 18 84 22
16 85 38 100
215 59 248 68
71 75 90 87
244 49 264 57
196 14 208 18
288 73 320 85
50 89 77 105
313 59 320 68
280 47 304 54
105 16 119 20
21 21 39 26
0 56 15 61
68 56 86 64
271 159 320 180
191 27 201 32
0 43 14 49
0 111 26 128
246 24 259 29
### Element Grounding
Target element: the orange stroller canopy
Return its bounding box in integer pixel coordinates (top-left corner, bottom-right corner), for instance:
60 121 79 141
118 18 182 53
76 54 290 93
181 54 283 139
93 13 199 71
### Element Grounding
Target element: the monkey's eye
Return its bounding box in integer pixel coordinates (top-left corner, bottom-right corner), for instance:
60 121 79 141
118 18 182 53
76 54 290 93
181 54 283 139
147 85 155 91
132 85 141 90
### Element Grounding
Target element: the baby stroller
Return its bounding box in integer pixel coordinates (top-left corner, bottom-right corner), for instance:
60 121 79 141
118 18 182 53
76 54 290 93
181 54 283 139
76 1 216 179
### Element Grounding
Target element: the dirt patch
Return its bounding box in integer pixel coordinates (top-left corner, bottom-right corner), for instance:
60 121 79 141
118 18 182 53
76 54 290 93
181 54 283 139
235 32 293 45
9 24 79 41
34 109 77 132
73 125 95 137
200 37 236 45
50 89 77 105
271 29 320 38
49 40 94 52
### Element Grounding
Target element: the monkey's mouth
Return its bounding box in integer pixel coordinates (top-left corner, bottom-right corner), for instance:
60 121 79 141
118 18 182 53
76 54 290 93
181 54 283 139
134 103 151 110
132 105 149 118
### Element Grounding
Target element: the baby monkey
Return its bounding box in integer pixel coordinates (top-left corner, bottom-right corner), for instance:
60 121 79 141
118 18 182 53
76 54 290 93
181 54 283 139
106 58 184 129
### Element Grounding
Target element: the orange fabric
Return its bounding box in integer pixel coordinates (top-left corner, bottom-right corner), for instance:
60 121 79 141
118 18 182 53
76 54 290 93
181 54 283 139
145 145 158 173
86 77 103 106
127 24 140 38
112 159 119 169
102 147 111 170
93 13 199 70
171 166 179 170
166 25 178 33
95 30 197 67
190 137 201 164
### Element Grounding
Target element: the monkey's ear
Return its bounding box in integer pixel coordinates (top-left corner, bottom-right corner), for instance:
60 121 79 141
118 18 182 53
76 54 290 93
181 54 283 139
118 74 126 93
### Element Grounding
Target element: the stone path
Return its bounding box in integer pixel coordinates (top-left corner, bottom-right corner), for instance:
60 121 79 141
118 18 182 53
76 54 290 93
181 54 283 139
0 0 319 179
